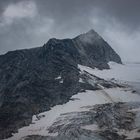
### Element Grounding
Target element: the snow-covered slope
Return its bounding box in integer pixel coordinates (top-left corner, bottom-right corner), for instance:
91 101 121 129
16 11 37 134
79 62 140 83
5 88 140 140
5 62 140 140
79 62 140 93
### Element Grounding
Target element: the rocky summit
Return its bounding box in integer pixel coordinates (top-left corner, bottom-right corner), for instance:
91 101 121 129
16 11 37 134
0 29 122 139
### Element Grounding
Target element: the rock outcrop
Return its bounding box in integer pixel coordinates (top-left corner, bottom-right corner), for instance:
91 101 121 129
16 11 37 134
0 29 122 139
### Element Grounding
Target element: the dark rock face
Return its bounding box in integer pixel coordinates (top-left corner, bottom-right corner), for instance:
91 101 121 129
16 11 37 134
0 29 122 139
73 30 122 69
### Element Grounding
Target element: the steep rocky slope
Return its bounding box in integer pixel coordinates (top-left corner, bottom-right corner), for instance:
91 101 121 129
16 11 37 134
5 64 140 140
74 29 122 69
0 29 122 139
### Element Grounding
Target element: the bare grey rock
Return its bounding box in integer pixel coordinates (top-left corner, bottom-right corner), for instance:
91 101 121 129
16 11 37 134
0 29 122 139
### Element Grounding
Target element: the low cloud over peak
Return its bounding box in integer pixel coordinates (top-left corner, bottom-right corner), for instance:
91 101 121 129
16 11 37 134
0 0 140 62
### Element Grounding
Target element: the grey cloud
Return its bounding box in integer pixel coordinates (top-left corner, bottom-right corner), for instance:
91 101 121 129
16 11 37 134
0 0 140 62
35 0 140 30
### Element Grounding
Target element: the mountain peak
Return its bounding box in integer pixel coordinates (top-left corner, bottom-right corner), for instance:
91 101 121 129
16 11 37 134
0 29 122 139
86 29 98 35
74 29 102 44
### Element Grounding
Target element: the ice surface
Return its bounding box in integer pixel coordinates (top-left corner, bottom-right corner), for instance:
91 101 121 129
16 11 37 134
78 62 140 83
5 62 140 140
5 87 140 140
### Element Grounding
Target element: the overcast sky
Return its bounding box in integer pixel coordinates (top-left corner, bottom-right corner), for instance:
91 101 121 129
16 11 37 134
0 0 140 62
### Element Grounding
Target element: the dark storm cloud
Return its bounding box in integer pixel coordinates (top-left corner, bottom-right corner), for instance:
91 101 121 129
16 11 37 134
34 0 140 30
0 0 140 61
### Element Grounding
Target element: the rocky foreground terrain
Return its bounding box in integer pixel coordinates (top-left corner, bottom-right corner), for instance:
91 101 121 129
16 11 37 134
24 102 140 140
4 64 140 140
1 29 140 140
